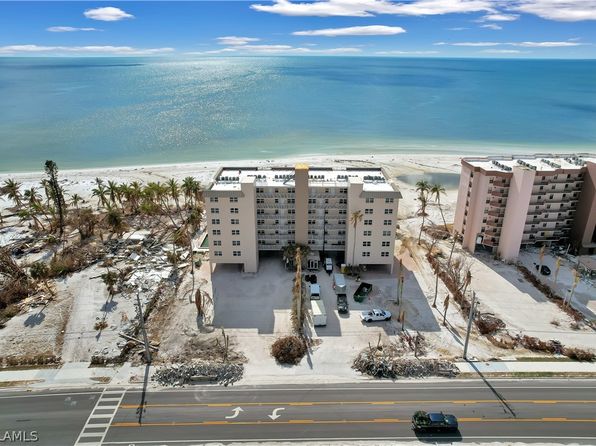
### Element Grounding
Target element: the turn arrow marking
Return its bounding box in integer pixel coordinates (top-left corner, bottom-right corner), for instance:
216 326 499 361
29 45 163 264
268 407 285 420
225 407 244 419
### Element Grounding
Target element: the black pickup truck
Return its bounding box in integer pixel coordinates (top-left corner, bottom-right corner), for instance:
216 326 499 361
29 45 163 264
412 411 458 432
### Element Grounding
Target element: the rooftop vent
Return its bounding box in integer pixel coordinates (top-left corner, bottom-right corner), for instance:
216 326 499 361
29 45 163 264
541 158 561 169
491 160 512 172
564 156 586 167
516 160 536 171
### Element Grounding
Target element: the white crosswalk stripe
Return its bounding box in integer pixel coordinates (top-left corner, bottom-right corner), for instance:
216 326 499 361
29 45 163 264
73 388 126 446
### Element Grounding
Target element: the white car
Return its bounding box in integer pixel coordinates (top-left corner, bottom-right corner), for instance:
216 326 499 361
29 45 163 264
360 309 391 322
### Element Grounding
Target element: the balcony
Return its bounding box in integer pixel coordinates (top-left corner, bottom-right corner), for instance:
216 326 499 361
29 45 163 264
490 191 508 198
487 210 505 217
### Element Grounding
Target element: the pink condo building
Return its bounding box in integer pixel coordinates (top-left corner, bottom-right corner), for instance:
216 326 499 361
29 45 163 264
454 154 596 261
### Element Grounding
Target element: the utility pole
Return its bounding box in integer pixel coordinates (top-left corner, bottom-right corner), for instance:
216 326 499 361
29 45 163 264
463 291 477 361
448 231 457 268
136 291 152 363
432 265 439 308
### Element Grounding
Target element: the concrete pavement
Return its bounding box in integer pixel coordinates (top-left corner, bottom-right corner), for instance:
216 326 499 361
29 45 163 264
1 380 595 445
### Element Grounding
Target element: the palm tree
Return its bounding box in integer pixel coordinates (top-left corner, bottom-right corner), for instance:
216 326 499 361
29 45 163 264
167 178 181 213
70 193 83 210
1 179 23 208
417 193 428 245
105 203 126 236
415 179 430 200
350 210 363 266
106 180 120 206
23 187 42 208
92 182 108 208
44 160 66 237
430 183 447 230
182 176 198 208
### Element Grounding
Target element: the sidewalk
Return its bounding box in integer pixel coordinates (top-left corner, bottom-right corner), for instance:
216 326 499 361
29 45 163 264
1 360 595 390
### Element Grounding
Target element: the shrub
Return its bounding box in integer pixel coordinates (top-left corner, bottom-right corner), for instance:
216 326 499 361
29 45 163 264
94 320 108 331
563 347 595 362
271 336 307 365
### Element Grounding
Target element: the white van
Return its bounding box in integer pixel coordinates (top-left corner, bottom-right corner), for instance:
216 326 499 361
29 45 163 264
333 273 346 294
309 283 321 300
325 258 333 273
311 299 327 326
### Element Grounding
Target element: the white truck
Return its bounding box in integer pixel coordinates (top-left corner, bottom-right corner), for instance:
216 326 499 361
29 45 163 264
311 299 327 326
309 283 321 300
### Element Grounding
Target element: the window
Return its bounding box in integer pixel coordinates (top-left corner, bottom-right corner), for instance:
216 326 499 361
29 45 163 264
274 198 279 204
338 220 346 225
213 240 221 246
365 197 374 204
362 241 371 247
274 188 279 193
232 240 240 246
308 219 316 225
211 218 220 225
288 209 295 214
382 241 390 247
257 198 264 204
257 209 264 215
383 219 392 226
214 251 222 257
365 209 373 214
381 252 390 257
229 196 238 203
210 197 218 203
288 188 295 194
257 219 264 225
338 230 345 235
210 208 219 214
308 198 316 204
340 188 347 194
230 208 239 214
212 229 221 236
256 187 264 193
382 230 391 237
308 209 315 214
339 198 347 204
364 219 372 225
362 251 370 257
288 198 295 204
363 230 372 236
385 198 394 203
339 209 347 215
384 209 393 214
232 230 240 235
325 188 330 194
233 251 241 257
231 219 239 225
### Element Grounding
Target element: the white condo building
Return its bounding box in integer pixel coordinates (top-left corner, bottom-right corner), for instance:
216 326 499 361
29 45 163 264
204 164 401 273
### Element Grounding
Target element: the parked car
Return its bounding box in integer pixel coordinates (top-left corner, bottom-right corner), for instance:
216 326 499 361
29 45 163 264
535 264 551 276
309 283 321 300
360 309 391 322
412 411 458 432
337 294 348 314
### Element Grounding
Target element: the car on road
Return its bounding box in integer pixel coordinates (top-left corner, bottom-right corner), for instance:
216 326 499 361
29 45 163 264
360 309 391 322
412 411 458 432
325 257 333 274
337 294 348 314
535 264 551 276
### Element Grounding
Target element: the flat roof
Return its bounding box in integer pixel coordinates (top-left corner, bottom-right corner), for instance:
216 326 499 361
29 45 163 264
463 153 596 174
210 166 396 192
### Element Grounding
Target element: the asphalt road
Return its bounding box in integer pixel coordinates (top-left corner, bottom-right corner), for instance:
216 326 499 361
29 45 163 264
1 380 595 445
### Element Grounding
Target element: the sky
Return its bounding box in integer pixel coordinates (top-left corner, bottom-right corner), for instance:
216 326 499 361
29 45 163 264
1 1 596 58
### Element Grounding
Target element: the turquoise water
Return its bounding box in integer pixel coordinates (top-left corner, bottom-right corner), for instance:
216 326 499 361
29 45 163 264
1 56 595 172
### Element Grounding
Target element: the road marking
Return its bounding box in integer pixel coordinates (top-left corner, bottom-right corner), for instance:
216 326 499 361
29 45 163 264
119 399 596 409
267 407 285 420
224 407 243 419
0 391 101 400
111 417 596 428
102 436 596 445
74 387 126 446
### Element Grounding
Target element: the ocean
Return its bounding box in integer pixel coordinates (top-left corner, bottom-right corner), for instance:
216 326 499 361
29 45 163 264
0 56 595 172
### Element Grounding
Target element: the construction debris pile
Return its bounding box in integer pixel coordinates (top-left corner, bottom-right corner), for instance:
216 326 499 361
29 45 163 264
153 361 244 387
352 340 459 379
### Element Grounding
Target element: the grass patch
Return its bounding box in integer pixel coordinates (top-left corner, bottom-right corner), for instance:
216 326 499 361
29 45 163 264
0 379 44 388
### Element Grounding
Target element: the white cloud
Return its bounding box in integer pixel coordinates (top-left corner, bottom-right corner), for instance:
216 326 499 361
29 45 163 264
435 39 587 47
216 36 260 46
192 45 362 55
481 49 523 53
0 44 173 55
293 25 406 36
449 41 502 46
84 7 134 22
508 0 596 22
47 26 100 32
479 12 520 21
480 23 503 29
512 40 583 47
376 50 439 54
251 0 494 17
447 26 469 30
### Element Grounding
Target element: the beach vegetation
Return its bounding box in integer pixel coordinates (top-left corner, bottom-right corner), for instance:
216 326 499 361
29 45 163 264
0 179 23 209
44 160 67 237
350 210 363 265
430 183 447 229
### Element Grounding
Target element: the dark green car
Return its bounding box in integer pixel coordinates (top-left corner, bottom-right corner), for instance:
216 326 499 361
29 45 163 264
412 411 459 432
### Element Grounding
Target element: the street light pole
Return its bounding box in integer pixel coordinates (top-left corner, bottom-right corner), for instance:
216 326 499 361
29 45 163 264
136 291 152 363
463 291 477 361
